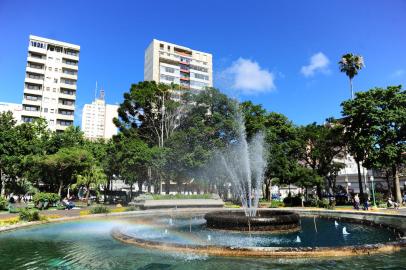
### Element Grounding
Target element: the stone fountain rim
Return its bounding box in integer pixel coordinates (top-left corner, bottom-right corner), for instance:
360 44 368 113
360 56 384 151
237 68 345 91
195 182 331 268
1 207 406 258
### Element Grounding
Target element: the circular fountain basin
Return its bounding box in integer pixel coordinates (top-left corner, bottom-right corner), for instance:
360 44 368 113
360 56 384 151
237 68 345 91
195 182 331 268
1 209 406 269
204 210 300 232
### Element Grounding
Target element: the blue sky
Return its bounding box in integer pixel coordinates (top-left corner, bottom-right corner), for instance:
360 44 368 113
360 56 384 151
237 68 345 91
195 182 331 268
0 0 405 126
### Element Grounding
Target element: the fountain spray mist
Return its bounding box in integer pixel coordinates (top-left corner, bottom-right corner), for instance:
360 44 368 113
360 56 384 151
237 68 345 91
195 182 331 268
218 111 267 217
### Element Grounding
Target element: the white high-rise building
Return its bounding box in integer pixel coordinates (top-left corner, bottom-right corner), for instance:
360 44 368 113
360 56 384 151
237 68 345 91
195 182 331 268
82 90 119 140
21 35 80 132
0 102 23 122
144 39 213 93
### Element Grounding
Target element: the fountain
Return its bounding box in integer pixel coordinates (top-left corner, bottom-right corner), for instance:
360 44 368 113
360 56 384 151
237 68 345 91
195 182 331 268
204 112 300 232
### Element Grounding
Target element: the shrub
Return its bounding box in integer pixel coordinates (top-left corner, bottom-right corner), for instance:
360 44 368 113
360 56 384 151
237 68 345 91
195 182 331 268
269 200 284 208
374 192 385 205
33 192 61 207
0 196 7 210
125 206 138 212
19 209 40 222
89 205 110 214
283 195 302 207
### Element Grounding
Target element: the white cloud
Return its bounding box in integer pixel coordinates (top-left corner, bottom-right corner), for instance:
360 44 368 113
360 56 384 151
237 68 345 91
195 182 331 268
391 69 405 78
300 52 330 77
222 58 275 94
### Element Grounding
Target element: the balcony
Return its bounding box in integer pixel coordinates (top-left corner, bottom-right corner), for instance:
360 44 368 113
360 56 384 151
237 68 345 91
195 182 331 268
59 92 76 100
27 56 46 65
26 66 45 74
23 99 42 106
57 114 74 121
22 110 41 118
60 82 77 90
58 103 75 110
60 73 77 80
63 53 79 62
24 88 42 95
55 124 69 131
62 62 79 71
25 77 43 84
180 77 190 81
28 45 46 55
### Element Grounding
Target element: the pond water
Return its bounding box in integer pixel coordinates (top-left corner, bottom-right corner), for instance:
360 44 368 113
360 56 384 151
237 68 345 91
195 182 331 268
0 213 404 270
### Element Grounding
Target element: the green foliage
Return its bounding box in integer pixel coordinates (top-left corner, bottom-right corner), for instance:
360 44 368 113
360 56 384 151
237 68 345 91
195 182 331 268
151 194 212 200
19 208 40 222
89 205 110 214
125 206 139 212
374 192 386 205
341 86 406 202
33 192 60 205
0 196 8 210
283 195 302 207
269 200 284 208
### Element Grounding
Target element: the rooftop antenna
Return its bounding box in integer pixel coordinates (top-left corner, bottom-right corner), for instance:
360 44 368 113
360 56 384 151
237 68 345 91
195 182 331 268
99 88 105 100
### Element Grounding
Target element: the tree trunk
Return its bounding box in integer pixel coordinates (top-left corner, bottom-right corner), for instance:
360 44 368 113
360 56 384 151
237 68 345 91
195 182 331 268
165 179 170 194
58 179 63 196
350 78 354 99
392 165 402 203
138 180 143 194
129 183 133 201
85 184 90 206
147 167 152 193
0 169 5 197
356 160 364 198
385 170 392 198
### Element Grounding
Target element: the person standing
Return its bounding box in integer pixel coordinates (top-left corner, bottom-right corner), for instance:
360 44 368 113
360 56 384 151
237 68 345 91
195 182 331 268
354 194 360 210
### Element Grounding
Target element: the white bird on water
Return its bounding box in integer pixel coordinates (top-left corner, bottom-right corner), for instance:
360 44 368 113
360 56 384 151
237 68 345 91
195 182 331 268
295 236 301 243
342 227 350 235
334 220 339 227
207 235 212 241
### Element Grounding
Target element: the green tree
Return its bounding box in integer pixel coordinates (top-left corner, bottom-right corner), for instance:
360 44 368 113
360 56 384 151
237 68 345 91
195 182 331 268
0 112 18 196
339 53 365 99
342 86 406 202
298 122 346 198
114 81 181 147
40 147 93 196
74 165 107 204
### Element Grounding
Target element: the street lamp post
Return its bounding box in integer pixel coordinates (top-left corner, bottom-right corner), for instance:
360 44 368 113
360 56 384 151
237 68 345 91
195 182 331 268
370 175 377 208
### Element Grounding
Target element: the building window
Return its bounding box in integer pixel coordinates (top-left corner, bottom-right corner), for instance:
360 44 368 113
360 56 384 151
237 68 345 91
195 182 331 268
54 78 58 83
46 87 50 91
48 67 52 71
54 68 58 72
43 108 48 113
193 73 209 80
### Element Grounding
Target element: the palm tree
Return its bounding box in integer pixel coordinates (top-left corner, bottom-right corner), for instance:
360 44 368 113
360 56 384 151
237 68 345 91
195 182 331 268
339 53 365 99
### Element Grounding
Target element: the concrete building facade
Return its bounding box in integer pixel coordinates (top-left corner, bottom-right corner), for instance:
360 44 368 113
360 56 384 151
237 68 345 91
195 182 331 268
21 35 80 131
0 102 23 122
144 39 213 93
82 90 119 140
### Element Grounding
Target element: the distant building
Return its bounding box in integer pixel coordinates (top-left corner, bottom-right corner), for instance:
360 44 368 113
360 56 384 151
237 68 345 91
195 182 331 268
21 35 80 131
82 89 119 140
0 102 23 122
144 39 213 95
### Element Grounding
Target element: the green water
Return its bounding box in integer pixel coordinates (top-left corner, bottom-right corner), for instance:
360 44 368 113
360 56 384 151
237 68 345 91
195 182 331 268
0 215 405 270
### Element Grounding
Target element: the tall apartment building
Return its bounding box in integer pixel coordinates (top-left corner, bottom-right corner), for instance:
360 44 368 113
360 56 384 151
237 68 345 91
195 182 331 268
22 35 80 131
82 90 119 140
144 39 213 93
0 102 23 122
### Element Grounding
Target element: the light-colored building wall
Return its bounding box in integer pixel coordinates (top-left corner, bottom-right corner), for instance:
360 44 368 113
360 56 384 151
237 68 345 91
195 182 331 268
82 92 118 140
144 39 213 93
21 35 80 132
0 102 23 122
